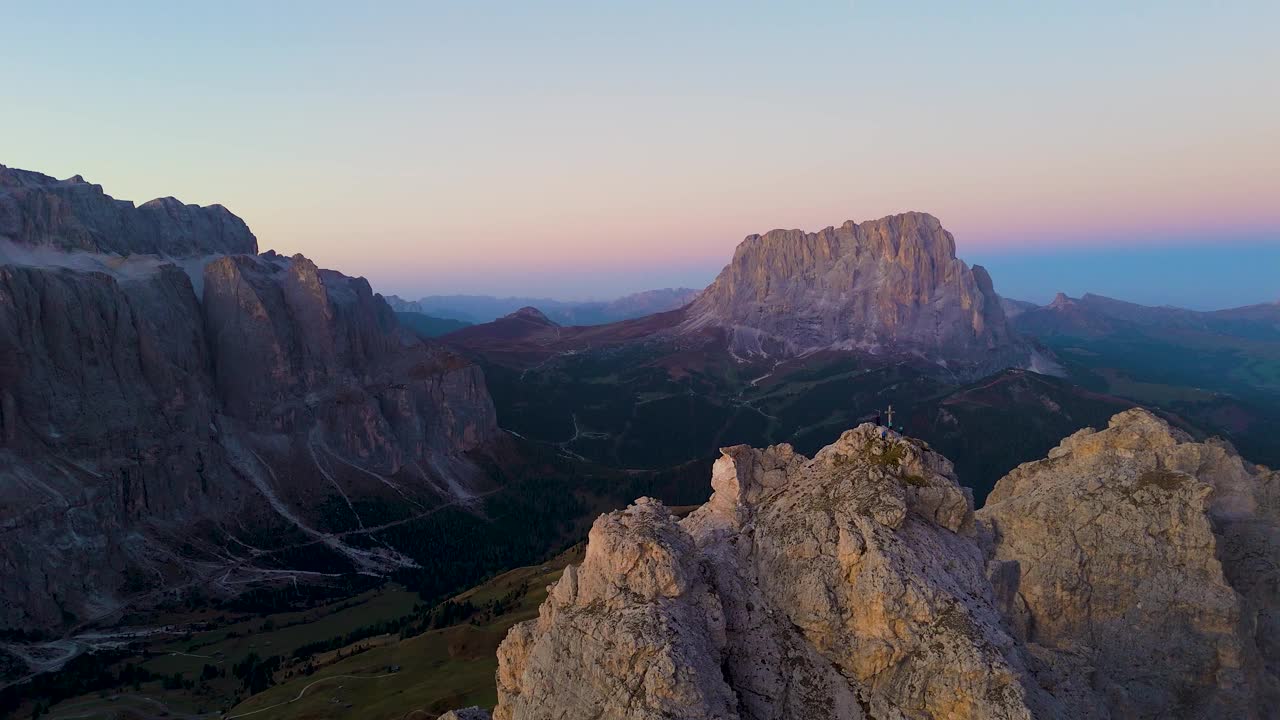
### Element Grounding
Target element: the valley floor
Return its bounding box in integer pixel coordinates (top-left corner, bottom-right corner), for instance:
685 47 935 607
12 546 584 720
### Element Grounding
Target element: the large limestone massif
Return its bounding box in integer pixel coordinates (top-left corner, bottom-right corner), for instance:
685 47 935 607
684 212 1029 379
0 167 498 631
479 410 1277 719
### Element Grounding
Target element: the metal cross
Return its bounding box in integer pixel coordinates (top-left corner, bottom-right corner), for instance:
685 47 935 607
885 404 895 427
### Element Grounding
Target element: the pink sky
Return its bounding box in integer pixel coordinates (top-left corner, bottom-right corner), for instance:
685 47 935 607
4 2 1277 298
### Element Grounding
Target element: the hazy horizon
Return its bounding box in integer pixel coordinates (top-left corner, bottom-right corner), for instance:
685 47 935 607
374 231 1278 311
5 1 1277 308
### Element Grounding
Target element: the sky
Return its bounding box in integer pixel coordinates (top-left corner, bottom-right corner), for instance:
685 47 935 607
3 1 1277 308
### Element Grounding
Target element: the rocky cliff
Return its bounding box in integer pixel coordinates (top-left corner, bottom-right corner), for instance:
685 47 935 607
0 167 498 631
684 212 1029 379
0 164 257 255
980 409 1278 717
475 409 1277 719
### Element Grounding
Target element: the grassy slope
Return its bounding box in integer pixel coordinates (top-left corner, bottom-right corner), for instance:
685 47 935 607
19 587 419 718
18 435 710 719
144 588 420 680
483 341 1157 504
225 545 584 719
29 545 583 720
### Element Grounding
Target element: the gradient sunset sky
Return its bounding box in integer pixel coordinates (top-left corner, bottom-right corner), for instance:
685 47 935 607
5 1 1277 308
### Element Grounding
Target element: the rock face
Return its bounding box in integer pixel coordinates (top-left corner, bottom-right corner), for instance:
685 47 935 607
684 212 1028 379
0 164 257 255
0 167 498 631
495 427 1062 719
201 252 494 454
0 261 237 629
999 297 1038 320
487 410 1278 719
979 409 1279 718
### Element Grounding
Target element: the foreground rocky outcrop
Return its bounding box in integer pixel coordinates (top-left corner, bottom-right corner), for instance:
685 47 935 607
980 409 1279 717
683 212 1030 379
471 409 1277 719
0 167 498 631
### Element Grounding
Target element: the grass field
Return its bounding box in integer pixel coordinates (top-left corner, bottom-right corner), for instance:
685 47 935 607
29 586 421 719
222 544 584 719
32 543 584 720
145 587 420 680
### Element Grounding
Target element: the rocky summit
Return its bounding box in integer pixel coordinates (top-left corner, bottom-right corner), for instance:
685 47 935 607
458 409 1276 719
0 164 257 256
683 212 1029 379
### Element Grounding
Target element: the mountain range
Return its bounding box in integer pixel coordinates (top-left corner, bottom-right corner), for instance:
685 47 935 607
0 165 700 644
386 288 700 326
1007 291 1280 469
3 162 1278 719
440 213 1270 500
0 165 506 633
438 218 1278 499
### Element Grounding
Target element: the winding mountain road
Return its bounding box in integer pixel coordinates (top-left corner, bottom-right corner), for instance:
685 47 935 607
224 672 397 719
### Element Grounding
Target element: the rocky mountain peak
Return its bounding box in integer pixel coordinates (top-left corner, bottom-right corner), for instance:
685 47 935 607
505 306 556 325
492 426 1050 719
0 163 257 256
683 212 1029 379
475 410 1278 719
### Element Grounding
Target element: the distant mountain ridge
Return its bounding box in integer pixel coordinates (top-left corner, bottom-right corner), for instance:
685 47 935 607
440 213 1153 498
999 296 1038 319
1010 290 1280 469
394 311 472 338
388 287 700 326
1018 291 1280 341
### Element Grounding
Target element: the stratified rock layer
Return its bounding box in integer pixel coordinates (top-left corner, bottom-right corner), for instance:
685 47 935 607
487 410 1278 719
684 212 1027 378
